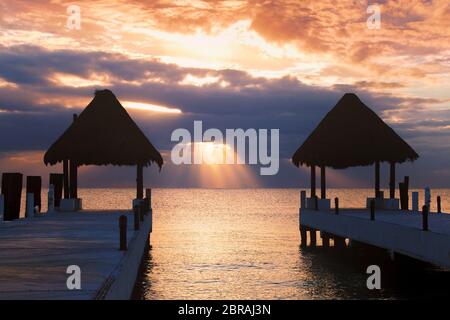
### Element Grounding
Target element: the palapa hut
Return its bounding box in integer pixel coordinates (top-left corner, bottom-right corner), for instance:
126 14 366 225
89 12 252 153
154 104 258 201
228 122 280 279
292 93 418 209
44 89 163 210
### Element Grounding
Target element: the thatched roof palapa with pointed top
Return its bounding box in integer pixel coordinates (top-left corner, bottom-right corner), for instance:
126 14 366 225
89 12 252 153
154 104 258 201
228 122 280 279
292 93 418 169
44 89 163 168
44 89 163 204
292 93 419 201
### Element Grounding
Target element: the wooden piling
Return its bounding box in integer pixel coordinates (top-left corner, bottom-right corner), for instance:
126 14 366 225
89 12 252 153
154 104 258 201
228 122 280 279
321 232 330 247
422 205 428 231
389 162 395 199
300 190 306 209
375 161 380 198
403 176 409 210
320 166 326 199
300 225 307 247
334 197 339 215
63 159 69 199
69 114 78 200
136 165 143 200
145 188 152 208
334 236 346 248
119 215 127 251
49 173 63 208
1 173 23 221
69 160 78 199
437 196 441 213
310 165 316 198
26 176 42 212
370 199 375 221
310 228 317 246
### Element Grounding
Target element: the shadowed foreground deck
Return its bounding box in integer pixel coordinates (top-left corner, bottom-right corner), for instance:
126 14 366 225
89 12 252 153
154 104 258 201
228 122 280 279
301 208 450 269
0 210 152 300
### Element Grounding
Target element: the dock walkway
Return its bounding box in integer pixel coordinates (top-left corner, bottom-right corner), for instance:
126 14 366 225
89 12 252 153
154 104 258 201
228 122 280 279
0 210 152 299
300 208 450 269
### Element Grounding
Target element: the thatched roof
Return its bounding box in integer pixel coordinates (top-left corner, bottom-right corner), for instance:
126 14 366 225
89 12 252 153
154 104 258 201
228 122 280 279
292 93 418 169
44 89 163 168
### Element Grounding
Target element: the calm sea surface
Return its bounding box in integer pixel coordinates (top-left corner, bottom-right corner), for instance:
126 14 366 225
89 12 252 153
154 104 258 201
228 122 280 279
24 188 450 299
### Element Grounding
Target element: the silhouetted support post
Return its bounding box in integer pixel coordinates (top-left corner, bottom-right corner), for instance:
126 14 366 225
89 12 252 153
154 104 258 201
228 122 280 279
334 236 346 248
389 162 395 199
321 232 330 247
63 159 69 199
49 173 63 208
26 176 42 213
1 173 23 221
403 176 409 210
119 215 127 251
437 196 441 213
320 165 326 199
69 160 78 199
310 228 317 246
69 114 78 199
133 205 140 231
310 165 316 198
300 225 307 247
300 190 306 209
422 205 428 231
375 161 380 198
314 196 318 211
370 199 375 221
136 165 143 200
334 197 339 215
146 188 152 209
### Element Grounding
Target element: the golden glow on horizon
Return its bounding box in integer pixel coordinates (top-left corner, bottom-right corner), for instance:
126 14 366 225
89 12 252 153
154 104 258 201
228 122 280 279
123 101 182 114
190 142 258 188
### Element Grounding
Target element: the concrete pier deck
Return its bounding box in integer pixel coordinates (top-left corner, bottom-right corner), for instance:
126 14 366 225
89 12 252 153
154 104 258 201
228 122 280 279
0 210 152 300
300 208 450 269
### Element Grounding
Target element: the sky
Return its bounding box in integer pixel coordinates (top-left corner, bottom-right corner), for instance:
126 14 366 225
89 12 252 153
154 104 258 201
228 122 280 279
0 0 449 188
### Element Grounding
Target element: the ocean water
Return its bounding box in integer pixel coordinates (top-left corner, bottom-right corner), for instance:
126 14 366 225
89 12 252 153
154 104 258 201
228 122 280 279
18 188 450 299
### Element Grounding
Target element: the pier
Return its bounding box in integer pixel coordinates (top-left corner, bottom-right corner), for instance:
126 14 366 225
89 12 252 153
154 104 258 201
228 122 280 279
0 209 152 299
299 203 450 269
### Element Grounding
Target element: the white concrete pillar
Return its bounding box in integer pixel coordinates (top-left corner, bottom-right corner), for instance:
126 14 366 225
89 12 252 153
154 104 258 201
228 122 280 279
26 193 34 219
0 194 4 221
48 184 55 213
412 192 419 211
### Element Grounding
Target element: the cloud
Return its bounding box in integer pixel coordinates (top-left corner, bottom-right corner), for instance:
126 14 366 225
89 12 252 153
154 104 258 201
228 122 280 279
0 44 448 188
